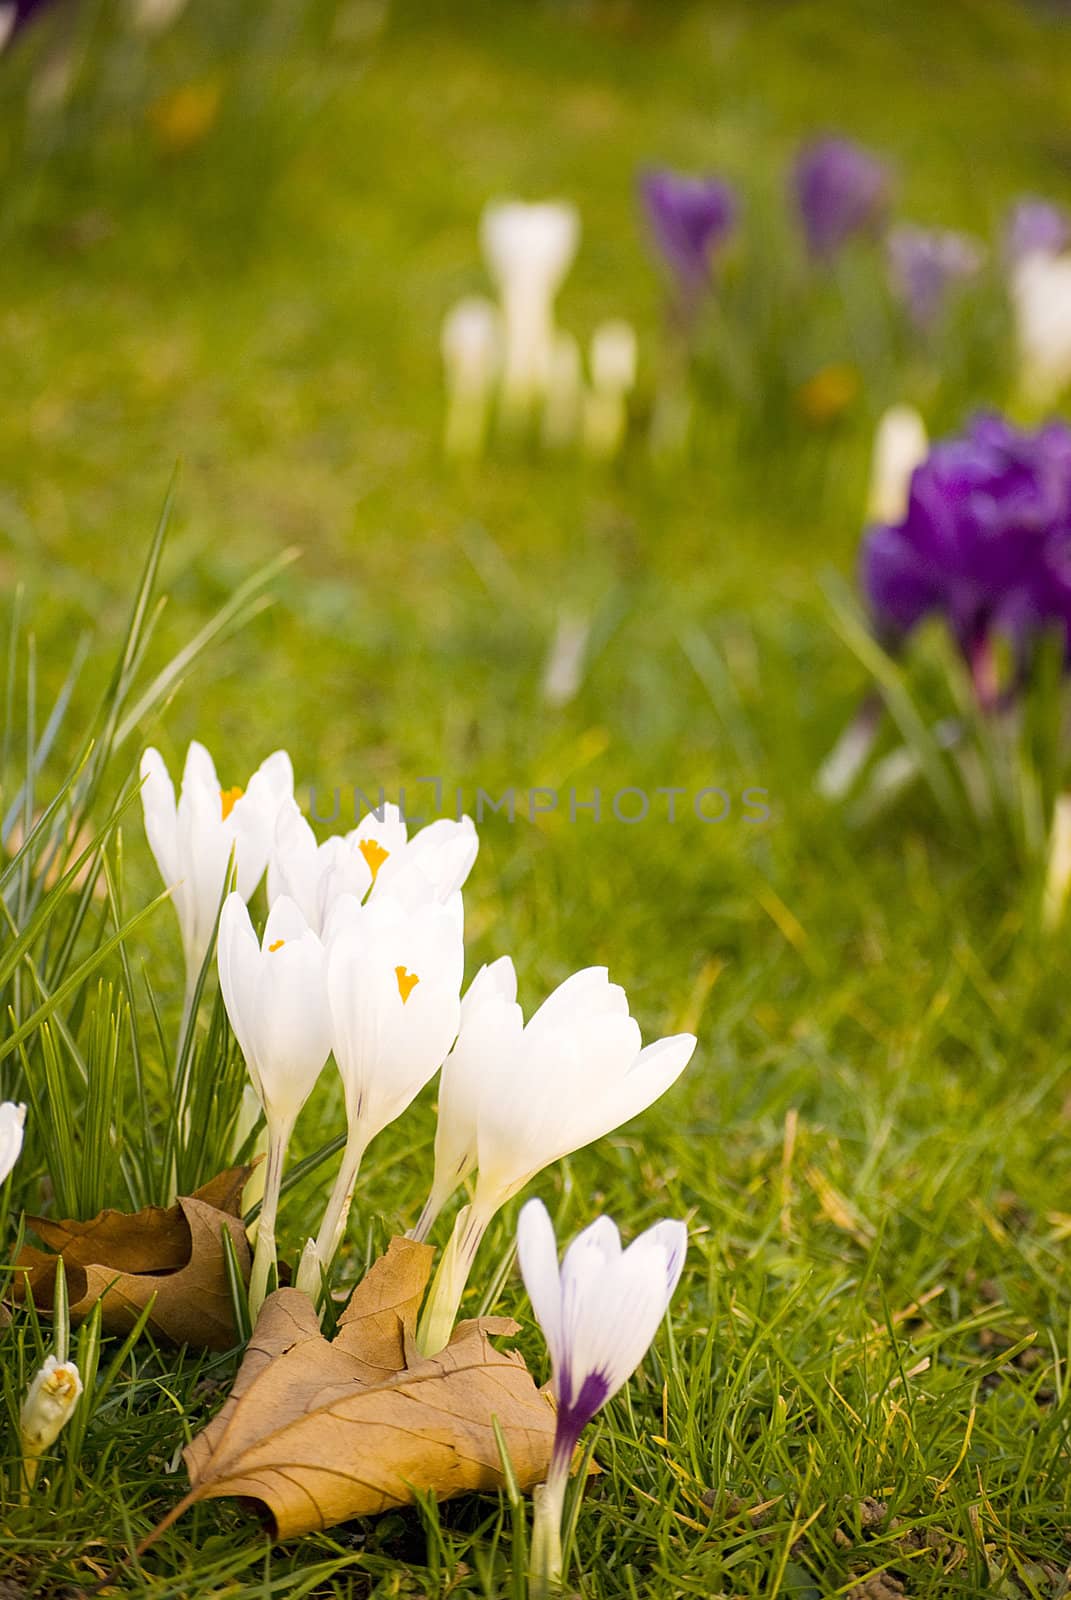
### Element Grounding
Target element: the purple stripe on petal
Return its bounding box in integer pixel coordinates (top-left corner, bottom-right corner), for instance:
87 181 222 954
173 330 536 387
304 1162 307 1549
551 1368 613 1473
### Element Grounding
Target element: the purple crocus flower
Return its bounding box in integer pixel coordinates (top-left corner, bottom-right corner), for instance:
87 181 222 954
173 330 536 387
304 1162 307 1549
1005 196 1071 266
860 413 1071 702
518 1199 687 1590
887 224 985 331
639 167 738 299
1 0 63 48
792 136 892 260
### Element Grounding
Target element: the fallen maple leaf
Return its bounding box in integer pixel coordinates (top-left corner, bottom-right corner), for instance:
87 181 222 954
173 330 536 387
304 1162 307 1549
14 1168 252 1351
145 1236 557 1544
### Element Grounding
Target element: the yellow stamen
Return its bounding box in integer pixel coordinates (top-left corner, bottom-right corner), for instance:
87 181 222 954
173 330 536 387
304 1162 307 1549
395 966 420 1003
359 838 390 883
268 939 285 953
220 785 244 821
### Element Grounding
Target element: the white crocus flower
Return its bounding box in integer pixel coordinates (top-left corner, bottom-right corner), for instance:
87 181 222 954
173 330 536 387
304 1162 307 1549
582 319 637 461
411 956 521 1242
481 199 580 430
0 1101 26 1185
217 893 332 1319
518 1199 687 1595
542 331 584 449
140 741 294 1008
268 800 477 935
442 296 501 459
415 967 696 1354
1043 794 1071 932
295 891 465 1298
867 403 927 524
20 1356 82 1488
1012 251 1071 409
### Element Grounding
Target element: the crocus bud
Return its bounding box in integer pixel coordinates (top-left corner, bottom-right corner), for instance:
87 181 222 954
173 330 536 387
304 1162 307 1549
582 320 637 461
441 296 501 460
1043 794 1071 932
0 1101 26 1184
867 404 928 524
541 331 583 450
20 1357 82 1486
1012 251 1071 409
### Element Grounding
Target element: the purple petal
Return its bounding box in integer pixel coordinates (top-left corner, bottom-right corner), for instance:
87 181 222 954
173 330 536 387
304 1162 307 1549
639 167 738 293
792 137 892 260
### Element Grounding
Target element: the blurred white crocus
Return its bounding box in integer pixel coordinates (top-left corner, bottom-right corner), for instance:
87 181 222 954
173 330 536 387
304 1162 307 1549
414 967 696 1354
1012 251 1071 410
1043 793 1071 932
295 891 465 1298
20 1355 82 1489
442 296 501 459
542 331 584 449
518 1200 687 1596
481 199 580 429
140 741 294 1008
582 319 637 461
867 404 927 524
0 1101 26 1184
269 800 477 935
217 893 332 1319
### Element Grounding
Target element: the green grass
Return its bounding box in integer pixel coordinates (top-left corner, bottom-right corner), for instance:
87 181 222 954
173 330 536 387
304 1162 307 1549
1 0 1071 1595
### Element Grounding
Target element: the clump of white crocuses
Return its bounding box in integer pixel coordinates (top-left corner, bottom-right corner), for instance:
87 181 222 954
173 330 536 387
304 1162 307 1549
517 1199 687 1597
442 200 637 461
20 1354 82 1490
144 738 696 1346
413 963 696 1354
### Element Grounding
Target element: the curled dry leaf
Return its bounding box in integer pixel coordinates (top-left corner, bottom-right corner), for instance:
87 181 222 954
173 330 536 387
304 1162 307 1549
151 1236 556 1542
13 1168 252 1351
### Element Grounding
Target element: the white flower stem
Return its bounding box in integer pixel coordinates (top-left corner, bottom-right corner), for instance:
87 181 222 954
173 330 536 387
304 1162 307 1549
310 1122 370 1285
247 1119 291 1322
408 1184 447 1245
415 1201 493 1356
529 1455 569 1598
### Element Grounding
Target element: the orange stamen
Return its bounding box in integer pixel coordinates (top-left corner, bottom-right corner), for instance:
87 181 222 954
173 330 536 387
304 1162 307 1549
268 939 285 953
395 966 420 1003
359 838 390 883
220 785 244 821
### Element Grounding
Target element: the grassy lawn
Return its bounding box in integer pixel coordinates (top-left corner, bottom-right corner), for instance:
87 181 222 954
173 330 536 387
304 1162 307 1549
2 1 1071 1595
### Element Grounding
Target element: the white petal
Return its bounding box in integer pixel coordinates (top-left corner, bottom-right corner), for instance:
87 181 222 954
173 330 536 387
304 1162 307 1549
139 748 180 888
516 1199 564 1374
0 1101 26 1184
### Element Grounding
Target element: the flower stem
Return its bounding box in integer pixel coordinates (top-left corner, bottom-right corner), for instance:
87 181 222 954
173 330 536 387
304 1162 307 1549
414 1201 493 1355
529 1455 569 1598
309 1123 370 1288
247 1121 290 1323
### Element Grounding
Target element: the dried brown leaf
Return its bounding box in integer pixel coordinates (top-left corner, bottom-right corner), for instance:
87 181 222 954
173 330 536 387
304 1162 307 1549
14 1168 252 1351
170 1236 556 1539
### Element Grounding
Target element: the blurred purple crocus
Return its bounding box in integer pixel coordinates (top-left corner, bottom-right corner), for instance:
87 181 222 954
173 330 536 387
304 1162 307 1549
639 167 738 303
0 0 61 48
887 224 985 332
1004 196 1071 266
792 136 892 260
860 413 1071 704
